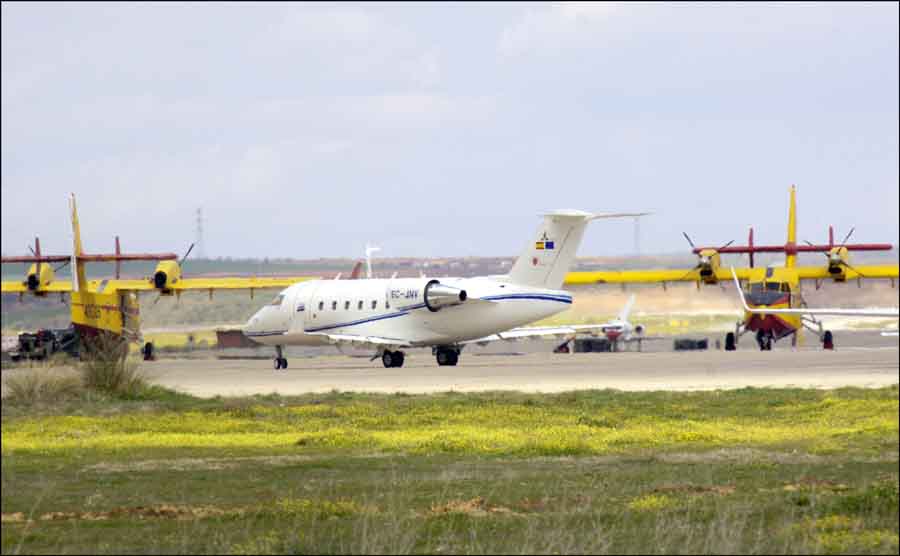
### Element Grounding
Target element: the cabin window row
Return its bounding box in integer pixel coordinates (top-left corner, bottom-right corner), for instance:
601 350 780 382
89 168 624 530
316 300 389 311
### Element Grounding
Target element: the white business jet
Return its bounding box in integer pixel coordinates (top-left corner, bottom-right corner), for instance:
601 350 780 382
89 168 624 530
245 210 646 369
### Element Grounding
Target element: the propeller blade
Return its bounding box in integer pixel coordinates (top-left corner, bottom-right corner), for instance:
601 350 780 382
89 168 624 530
677 264 701 283
842 262 868 279
682 232 696 249
35 238 41 278
179 243 195 266
803 240 815 247
716 239 735 251
839 227 855 247
53 260 70 272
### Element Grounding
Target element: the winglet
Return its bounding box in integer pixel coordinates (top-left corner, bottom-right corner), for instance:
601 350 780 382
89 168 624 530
618 293 636 322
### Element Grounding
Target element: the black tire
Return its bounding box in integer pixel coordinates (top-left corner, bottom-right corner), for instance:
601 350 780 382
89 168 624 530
143 341 155 361
394 351 405 368
447 351 459 366
725 332 736 351
823 330 834 350
382 351 394 368
274 358 281 370
281 358 288 369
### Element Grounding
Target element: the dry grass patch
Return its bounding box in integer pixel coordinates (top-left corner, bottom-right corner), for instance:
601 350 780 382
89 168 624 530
4 368 82 403
427 497 520 517
652 483 736 496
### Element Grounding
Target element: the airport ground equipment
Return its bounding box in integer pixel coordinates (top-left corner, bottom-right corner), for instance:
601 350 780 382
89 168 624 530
8 326 79 362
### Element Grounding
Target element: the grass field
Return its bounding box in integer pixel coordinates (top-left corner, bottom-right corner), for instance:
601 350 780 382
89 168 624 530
2 383 898 554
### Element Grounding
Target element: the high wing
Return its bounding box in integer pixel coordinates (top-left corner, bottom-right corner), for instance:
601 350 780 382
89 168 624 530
565 267 755 285
730 268 899 318
106 276 319 292
793 264 900 281
1 277 318 295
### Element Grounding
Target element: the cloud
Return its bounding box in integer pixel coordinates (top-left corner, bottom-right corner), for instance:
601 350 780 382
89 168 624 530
498 2 620 57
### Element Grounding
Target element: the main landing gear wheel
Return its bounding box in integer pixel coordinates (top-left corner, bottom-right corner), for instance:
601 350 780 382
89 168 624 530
724 332 736 351
274 346 287 370
435 348 459 366
381 350 405 368
823 330 834 350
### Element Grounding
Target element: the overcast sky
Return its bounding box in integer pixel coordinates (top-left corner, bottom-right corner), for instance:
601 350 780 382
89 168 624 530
2 2 898 260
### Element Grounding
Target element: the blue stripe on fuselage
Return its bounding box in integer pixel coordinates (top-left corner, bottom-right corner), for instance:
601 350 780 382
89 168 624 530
300 295 569 334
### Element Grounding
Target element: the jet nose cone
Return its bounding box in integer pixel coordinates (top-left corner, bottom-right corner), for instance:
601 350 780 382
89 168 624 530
244 313 262 333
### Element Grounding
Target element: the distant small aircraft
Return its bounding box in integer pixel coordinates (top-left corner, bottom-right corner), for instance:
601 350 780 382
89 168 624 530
244 209 649 369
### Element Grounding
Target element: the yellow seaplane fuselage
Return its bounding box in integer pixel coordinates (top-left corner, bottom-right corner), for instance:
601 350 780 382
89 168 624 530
740 266 802 341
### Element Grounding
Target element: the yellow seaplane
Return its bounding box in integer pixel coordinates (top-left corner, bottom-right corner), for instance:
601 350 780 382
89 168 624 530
1 194 319 351
563 186 899 350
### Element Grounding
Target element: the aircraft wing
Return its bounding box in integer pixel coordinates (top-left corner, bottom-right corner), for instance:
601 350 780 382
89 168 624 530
306 333 413 349
2 276 319 295
565 267 755 285
170 277 319 291
730 268 899 318
2 280 73 293
794 264 900 281
2 281 29 293
461 324 609 346
86 277 320 292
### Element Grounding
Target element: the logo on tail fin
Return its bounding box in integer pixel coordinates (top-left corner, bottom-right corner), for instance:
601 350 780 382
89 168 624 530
535 232 555 251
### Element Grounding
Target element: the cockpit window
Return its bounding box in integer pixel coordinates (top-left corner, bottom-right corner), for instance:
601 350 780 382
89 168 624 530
270 294 285 306
767 282 781 292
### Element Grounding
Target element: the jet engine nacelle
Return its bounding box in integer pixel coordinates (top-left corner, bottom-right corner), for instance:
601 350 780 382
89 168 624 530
25 263 55 295
423 279 467 312
151 260 183 294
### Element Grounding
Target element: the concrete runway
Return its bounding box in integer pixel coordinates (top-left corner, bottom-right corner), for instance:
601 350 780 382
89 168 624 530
141 344 899 397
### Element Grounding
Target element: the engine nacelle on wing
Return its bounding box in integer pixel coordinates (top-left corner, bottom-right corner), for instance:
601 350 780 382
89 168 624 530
151 260 183 293
25 263 55 295
633 324 645 337
697 249 722 283
827 246 849 280
424 279 467 312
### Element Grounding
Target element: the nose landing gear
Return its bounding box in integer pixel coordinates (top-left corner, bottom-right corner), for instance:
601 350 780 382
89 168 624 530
755 330 773 351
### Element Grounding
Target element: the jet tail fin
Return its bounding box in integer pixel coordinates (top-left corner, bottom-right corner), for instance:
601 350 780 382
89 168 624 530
506 211 650 290
618 294 636 323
